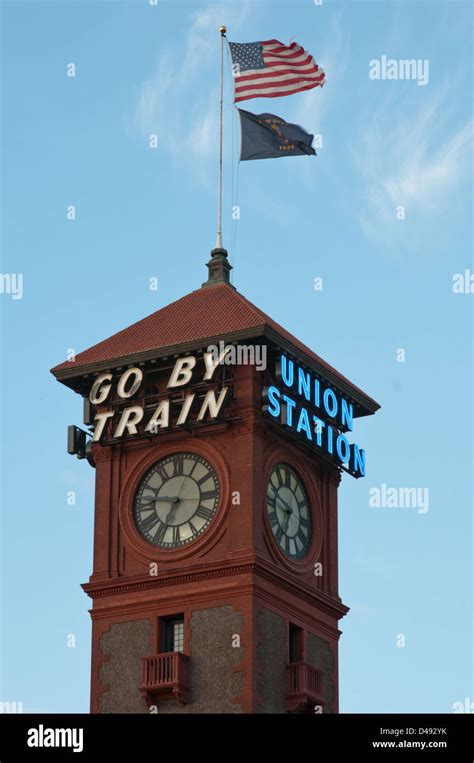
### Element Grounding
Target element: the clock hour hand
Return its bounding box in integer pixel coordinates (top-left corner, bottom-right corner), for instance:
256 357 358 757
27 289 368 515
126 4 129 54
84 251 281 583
154 496 179 503
283 511 292 533
164 503 180 525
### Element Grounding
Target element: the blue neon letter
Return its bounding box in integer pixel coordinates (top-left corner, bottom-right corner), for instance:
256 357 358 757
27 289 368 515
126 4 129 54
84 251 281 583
282 395 296 427
298 368 311 401
323 387 338 418
351 444 366 477
266 386 280 417
281 355 294 388
336 434 350 463
296 408 312 440
341 398 353 431
314 378 321 408
327 425 334 454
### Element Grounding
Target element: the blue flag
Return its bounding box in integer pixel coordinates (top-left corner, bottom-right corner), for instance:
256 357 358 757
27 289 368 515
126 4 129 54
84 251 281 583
238 109 316 161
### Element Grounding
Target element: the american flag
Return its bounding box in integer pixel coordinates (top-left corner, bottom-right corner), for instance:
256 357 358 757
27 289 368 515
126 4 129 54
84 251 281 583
228 39 325 103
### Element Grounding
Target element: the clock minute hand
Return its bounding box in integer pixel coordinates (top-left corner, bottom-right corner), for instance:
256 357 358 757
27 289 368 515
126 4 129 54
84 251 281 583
275 494 294 514
154 496 179 503
176 477 186 501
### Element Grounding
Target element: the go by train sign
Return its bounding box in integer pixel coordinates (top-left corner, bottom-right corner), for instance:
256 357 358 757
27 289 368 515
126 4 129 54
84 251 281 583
88 351 231 443
69 347 369 479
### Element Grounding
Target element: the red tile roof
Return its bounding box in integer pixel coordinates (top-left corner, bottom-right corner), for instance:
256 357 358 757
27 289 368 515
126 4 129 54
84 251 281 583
51 284 378 408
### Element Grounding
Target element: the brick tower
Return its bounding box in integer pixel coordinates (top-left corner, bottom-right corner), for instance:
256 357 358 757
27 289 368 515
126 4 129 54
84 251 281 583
51 247 379 713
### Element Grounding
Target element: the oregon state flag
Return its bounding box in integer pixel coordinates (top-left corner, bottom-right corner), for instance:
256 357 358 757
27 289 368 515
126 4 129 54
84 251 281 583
238 109 316 161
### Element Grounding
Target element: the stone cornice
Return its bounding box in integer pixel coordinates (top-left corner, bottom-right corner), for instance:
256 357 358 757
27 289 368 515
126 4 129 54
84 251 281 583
82 556 349 621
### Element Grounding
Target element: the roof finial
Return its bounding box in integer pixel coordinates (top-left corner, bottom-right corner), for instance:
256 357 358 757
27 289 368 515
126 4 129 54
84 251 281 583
202 246 235 289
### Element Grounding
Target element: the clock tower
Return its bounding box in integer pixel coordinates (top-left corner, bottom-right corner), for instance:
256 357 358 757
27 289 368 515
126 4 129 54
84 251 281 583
51 247 379 714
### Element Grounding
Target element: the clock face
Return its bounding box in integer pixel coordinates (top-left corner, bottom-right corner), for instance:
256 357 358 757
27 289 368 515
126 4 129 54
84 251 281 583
266 463 312 560
134 453 220 549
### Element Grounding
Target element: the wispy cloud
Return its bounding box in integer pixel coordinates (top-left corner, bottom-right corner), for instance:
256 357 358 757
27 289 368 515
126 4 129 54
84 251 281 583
133 1 251 181
287 7 349 135
281 8 350 184
353 87 473 245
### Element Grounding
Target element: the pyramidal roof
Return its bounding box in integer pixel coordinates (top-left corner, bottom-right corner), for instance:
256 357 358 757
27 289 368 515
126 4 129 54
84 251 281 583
51 283 378 412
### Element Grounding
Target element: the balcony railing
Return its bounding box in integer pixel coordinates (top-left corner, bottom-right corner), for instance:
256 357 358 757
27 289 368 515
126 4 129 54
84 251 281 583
140 652 190 705
286 662 325 712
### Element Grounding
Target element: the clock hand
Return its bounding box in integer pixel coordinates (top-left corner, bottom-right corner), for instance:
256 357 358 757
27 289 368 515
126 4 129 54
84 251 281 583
285 494 300 535
270 492 289 511
138 500 158 511
289 493 298 515
176 477 186 501
138 497 181 510
162 479 187 523
164 500 181 525
275 494 294 514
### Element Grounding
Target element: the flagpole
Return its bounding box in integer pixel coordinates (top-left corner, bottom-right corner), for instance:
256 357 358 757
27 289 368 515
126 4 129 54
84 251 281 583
215 25 227 250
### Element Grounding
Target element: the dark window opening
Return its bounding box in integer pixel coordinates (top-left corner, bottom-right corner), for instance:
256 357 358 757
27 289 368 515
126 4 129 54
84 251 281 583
289 623 304 663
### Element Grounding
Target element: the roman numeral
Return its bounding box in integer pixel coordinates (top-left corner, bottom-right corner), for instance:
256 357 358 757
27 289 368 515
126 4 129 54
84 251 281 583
297 528 307 545
138 498 157 511
173 454 184 477
142 486 158 498
282 467 290 487
172 526 180 545
285 535 291 555
196 506 214 521
200 490 216 502
154 524 167 544
275 525 283 544
267 487 276 505
299 516 309 529
140 512 158 533
268 510 278 527
196 474 211 487
155 465 169 483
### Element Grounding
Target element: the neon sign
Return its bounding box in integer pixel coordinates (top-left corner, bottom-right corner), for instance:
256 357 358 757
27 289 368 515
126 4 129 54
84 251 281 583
263 354 366 478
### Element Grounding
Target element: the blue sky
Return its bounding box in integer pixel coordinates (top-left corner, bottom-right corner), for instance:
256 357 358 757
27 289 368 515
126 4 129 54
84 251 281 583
1 0 472 713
